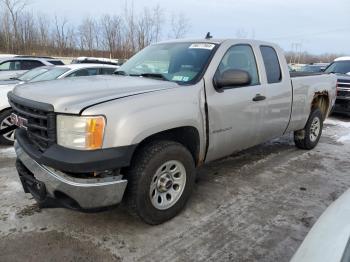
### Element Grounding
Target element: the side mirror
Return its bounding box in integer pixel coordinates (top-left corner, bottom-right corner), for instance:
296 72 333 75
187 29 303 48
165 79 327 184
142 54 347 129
214 69 251 90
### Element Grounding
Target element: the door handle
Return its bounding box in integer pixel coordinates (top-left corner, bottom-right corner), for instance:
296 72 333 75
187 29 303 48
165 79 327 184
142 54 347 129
252 94 266 102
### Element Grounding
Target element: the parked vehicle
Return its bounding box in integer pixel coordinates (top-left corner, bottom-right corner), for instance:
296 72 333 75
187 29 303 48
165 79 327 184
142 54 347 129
0 64 118 144
0 57 64 81
72 57 124 67
324 57 350 115
300 63 329 73
291 189 350 262
9 39 336 224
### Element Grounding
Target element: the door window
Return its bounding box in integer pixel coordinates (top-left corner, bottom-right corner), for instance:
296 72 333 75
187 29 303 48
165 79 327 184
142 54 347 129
20 60 44 70
101 68 116 75
260 46 282 83
67 68 99 77
0 61 21 70
217 45 259 86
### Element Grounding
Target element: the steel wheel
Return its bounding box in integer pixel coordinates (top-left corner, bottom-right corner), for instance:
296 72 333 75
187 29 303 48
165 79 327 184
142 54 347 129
309 117 321 142
0 114 15 142
149 160 187 210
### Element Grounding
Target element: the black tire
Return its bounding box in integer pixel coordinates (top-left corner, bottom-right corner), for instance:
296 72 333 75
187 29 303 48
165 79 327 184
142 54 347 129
0 109 15 145
124 140 196 225
294 108 323 150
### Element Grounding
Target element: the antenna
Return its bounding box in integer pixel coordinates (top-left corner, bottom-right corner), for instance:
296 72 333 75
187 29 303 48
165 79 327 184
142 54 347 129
205 32 213 40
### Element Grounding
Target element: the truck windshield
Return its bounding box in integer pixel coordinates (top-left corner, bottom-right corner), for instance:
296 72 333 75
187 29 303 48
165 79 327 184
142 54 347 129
325 61 350 74
116 42 217 84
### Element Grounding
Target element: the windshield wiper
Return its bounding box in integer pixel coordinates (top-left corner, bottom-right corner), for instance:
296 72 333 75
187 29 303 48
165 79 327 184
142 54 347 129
9 77 20 80
114 70 128 76
138 73 169 81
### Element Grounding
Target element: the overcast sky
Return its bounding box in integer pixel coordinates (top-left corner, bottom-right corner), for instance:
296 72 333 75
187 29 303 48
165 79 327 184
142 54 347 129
32 0 350 54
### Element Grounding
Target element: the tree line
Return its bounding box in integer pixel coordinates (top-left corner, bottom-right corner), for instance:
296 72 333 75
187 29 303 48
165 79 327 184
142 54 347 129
0 0 190 58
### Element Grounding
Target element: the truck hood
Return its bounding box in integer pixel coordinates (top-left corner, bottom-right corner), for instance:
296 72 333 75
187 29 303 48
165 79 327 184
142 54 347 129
12 75 178 114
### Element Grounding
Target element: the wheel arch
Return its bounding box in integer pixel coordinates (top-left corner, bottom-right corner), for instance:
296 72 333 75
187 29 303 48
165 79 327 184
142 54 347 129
129 126 201 167
311 92 330 120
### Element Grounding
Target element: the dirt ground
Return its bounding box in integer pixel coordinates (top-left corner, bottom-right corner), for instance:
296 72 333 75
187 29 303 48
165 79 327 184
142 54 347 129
1 115 350 262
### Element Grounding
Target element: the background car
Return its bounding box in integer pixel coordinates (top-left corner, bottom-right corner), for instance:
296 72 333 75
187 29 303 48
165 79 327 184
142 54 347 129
300 63 329 73
72 56 124 67
0 56 64 81
0 63 118 144
325 57 350 115
291 189 350 262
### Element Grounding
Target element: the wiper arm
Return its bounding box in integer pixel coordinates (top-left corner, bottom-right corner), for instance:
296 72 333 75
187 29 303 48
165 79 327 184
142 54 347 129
9 77 20 80
114 70 128 76
139 73 169 81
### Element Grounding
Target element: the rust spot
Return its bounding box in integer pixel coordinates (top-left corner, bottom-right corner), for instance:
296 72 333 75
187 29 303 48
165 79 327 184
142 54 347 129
311 91 330 120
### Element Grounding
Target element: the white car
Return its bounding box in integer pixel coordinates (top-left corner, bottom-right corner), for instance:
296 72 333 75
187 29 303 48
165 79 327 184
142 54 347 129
291 189 350 262
0 63 118 144
0 56 64 81
72 56 124 67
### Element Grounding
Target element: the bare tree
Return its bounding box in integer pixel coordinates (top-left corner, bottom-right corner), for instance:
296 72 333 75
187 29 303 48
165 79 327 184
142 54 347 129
53 16 77 55
169 12 189 39
0 1 196 58
136 6 163 50
100 14 123 58
78 16 97 56
0 0 28 52
37 13 51 50
0 10 13 52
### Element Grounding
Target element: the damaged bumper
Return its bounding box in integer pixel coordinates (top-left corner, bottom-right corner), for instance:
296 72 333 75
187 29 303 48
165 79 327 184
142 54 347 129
15 142 128 210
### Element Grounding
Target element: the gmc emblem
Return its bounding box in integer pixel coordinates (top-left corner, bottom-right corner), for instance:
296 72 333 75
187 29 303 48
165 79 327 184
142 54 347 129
10 113 28 130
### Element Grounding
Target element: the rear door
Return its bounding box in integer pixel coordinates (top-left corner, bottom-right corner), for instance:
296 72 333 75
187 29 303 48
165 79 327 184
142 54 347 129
205 44 266 162
259 45 292 141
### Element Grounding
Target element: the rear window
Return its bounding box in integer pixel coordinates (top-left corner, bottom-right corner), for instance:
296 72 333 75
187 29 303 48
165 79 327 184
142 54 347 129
101 68 116 75
48 60 64 65
21 60 44 70
260 46 282 83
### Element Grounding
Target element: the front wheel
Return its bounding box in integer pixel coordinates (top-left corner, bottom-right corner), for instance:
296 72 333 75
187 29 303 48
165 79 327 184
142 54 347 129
294 108 323 150
125 140 196 225
0 109 15 145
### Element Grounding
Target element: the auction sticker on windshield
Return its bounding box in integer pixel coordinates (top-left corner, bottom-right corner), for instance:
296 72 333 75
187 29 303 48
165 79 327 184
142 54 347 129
189 43 215 50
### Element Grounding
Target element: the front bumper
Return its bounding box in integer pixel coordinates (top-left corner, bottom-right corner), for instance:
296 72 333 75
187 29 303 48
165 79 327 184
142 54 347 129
15 142 128 209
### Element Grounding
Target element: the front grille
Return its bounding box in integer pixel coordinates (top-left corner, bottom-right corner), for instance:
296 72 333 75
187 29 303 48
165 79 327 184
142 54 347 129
338 90 349 97
9 96 56 152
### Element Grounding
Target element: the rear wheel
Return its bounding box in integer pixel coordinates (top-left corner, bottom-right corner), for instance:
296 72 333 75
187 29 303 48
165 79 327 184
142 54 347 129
0 109 15 145
125 140 196 225
294 108 323 150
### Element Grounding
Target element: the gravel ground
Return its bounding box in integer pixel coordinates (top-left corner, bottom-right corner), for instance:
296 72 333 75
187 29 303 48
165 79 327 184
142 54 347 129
0 115 350 262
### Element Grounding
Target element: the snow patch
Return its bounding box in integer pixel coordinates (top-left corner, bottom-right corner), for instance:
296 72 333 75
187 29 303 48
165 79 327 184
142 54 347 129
5 181 22 192
338 133 350 143
0 146 15 157
325 119 350 129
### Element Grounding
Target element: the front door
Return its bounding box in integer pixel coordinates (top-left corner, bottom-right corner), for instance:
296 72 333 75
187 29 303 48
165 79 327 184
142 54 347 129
205 44 266 162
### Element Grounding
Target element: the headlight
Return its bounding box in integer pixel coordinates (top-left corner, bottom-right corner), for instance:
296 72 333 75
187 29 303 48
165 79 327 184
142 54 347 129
57 115 106 150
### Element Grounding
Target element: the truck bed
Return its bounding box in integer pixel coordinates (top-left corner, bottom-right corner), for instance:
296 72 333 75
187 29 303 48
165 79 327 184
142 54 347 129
286 73 337 133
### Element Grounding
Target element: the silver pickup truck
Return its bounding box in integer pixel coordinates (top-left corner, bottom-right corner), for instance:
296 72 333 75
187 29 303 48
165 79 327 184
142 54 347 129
8 39 336 224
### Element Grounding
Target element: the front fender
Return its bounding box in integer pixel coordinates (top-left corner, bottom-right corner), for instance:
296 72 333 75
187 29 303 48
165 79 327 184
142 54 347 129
82 82 206 151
